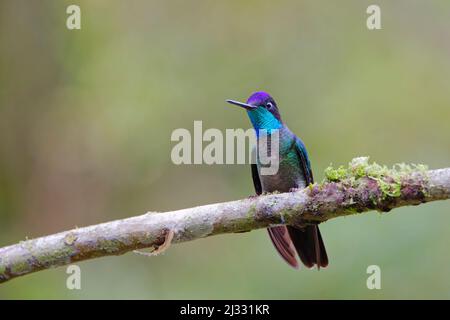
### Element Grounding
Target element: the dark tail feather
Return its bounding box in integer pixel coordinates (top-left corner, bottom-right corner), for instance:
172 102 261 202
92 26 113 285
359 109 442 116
287 225 328 269
267 226 299 269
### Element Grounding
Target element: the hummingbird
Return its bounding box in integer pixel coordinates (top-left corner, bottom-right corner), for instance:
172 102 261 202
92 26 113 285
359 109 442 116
227 91 328 269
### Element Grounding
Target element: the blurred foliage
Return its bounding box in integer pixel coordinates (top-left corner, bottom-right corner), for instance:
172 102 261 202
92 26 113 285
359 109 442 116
0 0 449 299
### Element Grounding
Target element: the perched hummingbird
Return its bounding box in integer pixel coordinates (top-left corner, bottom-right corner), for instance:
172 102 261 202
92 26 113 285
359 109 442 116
227 91 328 269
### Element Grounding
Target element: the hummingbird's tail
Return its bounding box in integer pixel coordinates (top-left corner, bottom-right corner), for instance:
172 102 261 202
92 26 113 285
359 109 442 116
267 225 328 269
267 226 299 269
287 225 329 269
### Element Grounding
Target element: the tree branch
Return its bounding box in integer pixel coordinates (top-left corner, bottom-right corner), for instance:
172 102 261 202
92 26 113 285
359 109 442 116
1 158 449 284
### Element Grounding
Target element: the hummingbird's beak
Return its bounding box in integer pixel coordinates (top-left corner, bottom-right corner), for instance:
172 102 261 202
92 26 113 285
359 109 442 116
226 99 256 110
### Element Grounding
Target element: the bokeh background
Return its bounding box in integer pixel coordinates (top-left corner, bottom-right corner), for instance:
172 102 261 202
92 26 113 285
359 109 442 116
0 0 449 299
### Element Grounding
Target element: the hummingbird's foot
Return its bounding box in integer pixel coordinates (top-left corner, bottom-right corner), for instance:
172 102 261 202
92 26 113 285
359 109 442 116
289 187 300 193
134 229 175 257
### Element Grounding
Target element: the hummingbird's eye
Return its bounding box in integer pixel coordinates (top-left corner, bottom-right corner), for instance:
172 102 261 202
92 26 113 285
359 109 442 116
266 102 273 109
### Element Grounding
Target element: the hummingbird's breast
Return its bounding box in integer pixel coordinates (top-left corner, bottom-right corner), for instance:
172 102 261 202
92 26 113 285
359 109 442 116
255 127 307 193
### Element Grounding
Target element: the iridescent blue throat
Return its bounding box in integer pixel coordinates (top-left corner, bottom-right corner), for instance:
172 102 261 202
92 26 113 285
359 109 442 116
247 106 283 136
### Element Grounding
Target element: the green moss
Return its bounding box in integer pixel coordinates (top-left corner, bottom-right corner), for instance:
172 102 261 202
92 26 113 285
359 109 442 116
34 245 76 267
379 180 401 198
0 264 6 276
10 260 30 275
323 156 428 200
247 204 257 218
344 207 360 215
324 165 347 182
97 238 123 254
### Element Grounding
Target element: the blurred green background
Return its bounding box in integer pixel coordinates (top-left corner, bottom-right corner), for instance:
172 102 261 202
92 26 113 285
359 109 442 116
0 0 449 299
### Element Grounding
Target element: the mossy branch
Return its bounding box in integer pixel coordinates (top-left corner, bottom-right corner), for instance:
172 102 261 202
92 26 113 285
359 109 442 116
0 157 449 284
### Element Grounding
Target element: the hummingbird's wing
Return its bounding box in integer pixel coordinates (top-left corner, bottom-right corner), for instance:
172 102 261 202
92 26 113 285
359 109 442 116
251 163 299 268
290 137 329 269
251 163 262 195
292 137 314 185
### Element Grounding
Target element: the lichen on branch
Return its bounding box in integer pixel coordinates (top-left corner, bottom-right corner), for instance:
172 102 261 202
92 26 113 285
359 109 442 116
319 157 430 210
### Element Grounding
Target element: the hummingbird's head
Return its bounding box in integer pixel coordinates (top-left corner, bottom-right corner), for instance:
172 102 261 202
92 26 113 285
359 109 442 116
227 91 282 130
